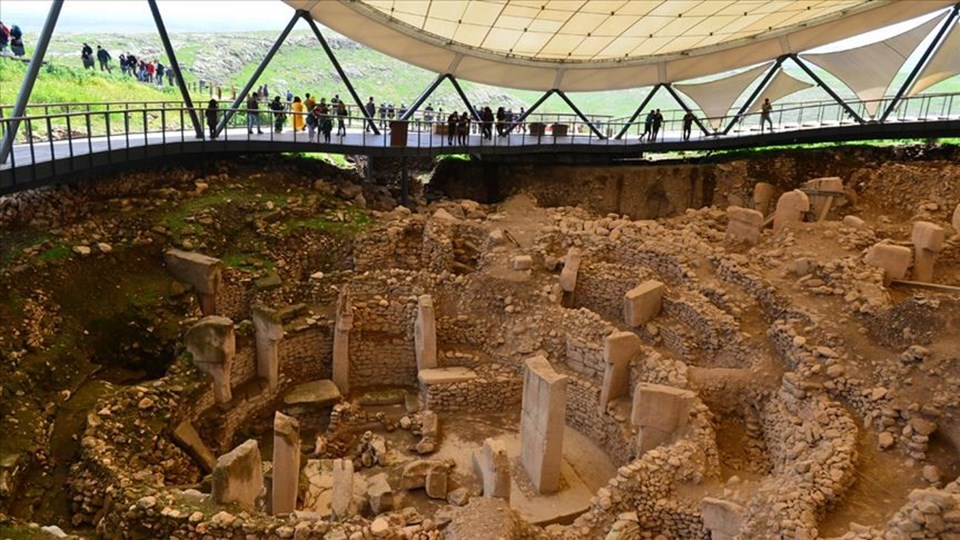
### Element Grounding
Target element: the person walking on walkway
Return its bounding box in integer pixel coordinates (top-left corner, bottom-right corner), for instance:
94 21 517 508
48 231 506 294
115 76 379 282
336 101 348 137
365 97 376 133
458 112 470 145
760 98 774 133
205 99 219 140
304 93 316 127
320 105 333 143
96 45 111 72
291 96 305 132
651 109 663 141
640 110 654 141
81 43 94 69
269 95 286 133
446 111 458 146
306 104 320 141
246 94 263 134
682 111 694 141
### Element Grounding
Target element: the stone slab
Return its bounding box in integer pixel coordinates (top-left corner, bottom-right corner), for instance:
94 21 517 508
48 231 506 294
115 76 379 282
211 439 263 512
171 420 216 473
623 280 665 327
418 367 477 386
284 379 342 407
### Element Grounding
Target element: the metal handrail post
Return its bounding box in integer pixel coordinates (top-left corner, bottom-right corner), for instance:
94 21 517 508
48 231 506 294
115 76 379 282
0 0 65 164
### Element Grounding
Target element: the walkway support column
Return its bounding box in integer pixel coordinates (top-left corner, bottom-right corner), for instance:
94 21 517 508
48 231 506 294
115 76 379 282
615 84 662 140
880 3 960 123
214 10 301 137
722 56 786 135
555 90 605 139
663 84 711 136
303 15 379 134
789 54 864 124
148 0 203 139
0 0 64 164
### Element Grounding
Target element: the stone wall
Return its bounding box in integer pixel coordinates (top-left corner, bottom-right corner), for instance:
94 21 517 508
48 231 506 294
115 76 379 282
564 376 635 467
572 262 647 322
419 364 522 413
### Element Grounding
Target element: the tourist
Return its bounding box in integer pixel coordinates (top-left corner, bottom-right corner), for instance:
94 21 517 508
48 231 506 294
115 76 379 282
651 109 663 141
286 89 293 103
446 111 458 145
496 106 506 137
96 45 111 72
424 103 434 131
291 96 305 132
481 107 494 139
760 98 773 133
166 67 174 86
458 112 470 145
306 104 319 141
155 61 165 86
640 110 654 141
0 22 9 53
336 101 348 137
81 43 94 69
304 93 316 126
320 104 333 143
9 23 24 57
682 111 695 141
145 60 155 83
246 94 263 135
205 99 219 140
269 95 285 133
378 103 387 129
364 97 376 133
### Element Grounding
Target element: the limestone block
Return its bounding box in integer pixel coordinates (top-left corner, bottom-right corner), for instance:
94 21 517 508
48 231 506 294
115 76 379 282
623 280 665 327
773 190 810 230
725 206 764 244
802 177 843 218
367 473 393 514
475 438 510 500
164 249 222 315
401 459 447 490
842 215 867 229
426 467 448 499
559 248 581 292
865 243 912 283
331 458 354 519
513 255 533 270
912 221 945 252
414 295 438 371
185 316 236 404
252 305 284 391
520 355 567 494
418 367 477 385
702 498 744 540
753 182 775 215
332 289 353 395
600 331 641 409
631 383 695 454
272 412 300 515
171 420 216 473
211 440 263 512
284 379 342 407
432 208 459 223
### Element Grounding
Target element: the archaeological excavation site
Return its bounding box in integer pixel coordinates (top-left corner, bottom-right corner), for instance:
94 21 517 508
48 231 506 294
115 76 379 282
0 146 959 540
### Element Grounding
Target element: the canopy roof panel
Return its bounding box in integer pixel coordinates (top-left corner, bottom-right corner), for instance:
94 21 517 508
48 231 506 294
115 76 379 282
286 0 954 91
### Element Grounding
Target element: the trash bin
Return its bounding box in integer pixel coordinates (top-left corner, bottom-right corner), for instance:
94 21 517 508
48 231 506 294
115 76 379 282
528 122 545 137
552 123 569 137
390 120 408 147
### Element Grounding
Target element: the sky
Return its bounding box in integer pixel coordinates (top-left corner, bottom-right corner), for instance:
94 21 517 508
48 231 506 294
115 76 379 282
0 1 297 33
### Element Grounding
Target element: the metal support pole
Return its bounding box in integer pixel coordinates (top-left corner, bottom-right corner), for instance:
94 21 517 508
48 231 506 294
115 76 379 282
880 4 960 122
215 10 300 136
789 54 864 124
400 156 409 206
448 75 481 121
148 0 202 139
663 84 711 135
615 84 661 140
554 90 605 139
506 89 556 132
722 56 786 135
401 73 447 121
0 0 64 164
303 14 379 134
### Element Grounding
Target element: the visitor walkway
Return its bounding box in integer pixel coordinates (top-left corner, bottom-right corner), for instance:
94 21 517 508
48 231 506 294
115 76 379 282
1 93 959 195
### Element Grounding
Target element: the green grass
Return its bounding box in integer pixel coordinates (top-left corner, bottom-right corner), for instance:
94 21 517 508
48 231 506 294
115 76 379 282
37 244 72 262
159 188 289 239
286 152 354 169
282 205 371 237
223 251 276 273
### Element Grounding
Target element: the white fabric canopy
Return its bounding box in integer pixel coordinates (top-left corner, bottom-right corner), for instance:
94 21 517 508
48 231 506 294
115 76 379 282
286 0 954 92
746 70 814 115
803 14 945 117
674 63 771 130
908 20 960 96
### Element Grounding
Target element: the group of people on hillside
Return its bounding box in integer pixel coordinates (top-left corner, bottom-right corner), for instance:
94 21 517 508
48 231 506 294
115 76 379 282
77 43 175 86
80 43 112 72
0 21 25 57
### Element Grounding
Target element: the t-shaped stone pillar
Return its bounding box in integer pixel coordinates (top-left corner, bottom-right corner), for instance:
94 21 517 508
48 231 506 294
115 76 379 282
331 458 354 519
753 182 775 215
253 305 284 392
559 248 581 293
911 221 945 283
631 383 695 454
473 438 511 500
332 289 353 395
414 295 437 371
211 439 263 512
624 280 665 327
185 315 236 404
773 190 810 230
520 355 567 494
271 412 300 515
600 331 641 411
725 206 764 245
164 249 223 316
865 243 912 285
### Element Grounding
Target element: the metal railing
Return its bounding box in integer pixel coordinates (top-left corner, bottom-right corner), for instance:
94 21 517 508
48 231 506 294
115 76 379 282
2 92 958 189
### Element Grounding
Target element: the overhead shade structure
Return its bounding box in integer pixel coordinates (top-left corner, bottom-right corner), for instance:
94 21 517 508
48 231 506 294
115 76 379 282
674 63 771 130
746 70 815 114
285 0 955 92
908 20 960 96
802 13 946 117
